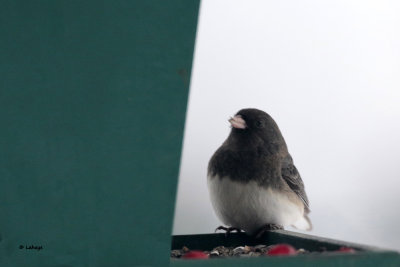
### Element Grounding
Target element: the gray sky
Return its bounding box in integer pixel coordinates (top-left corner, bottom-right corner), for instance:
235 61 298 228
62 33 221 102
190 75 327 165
173 0 400 251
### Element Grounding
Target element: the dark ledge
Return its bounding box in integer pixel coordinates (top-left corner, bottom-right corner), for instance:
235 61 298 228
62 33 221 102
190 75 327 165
172 230 390 252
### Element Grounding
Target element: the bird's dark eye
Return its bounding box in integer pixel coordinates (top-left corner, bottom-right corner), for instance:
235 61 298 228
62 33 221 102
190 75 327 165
255 120 264 128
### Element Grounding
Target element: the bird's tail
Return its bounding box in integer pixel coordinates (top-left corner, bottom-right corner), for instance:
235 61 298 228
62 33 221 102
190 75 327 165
292 214 312 231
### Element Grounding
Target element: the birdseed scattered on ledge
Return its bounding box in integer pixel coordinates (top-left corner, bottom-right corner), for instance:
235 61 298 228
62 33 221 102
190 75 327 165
171 244 311 259
171 244 356 259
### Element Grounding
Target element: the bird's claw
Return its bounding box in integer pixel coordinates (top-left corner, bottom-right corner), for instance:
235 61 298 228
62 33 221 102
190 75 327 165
255 224 284 239
215 225 243 236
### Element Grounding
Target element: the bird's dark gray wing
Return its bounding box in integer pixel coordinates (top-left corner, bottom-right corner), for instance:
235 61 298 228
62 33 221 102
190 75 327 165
281 155 310 213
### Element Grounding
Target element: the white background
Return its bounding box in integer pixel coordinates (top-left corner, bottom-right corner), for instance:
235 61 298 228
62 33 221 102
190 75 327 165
173 0 400 251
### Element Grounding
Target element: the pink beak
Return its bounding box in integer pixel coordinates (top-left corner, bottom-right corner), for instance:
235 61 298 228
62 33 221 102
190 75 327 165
229 115 247 129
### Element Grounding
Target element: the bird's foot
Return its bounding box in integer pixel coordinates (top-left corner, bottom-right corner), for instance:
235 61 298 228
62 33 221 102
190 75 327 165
215 225 243 236
255 224 284 239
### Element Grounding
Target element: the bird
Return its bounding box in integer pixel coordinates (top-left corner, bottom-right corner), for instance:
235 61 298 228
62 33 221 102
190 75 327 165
207 108 311 238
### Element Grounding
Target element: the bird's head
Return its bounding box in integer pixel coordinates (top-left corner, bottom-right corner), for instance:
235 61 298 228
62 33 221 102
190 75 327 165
228 108 286 148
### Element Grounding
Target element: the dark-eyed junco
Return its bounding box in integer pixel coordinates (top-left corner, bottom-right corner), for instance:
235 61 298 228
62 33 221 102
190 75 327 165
208 108 311 237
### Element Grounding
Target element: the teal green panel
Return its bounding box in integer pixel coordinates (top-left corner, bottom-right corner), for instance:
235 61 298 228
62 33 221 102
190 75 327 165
171 252 400 267
0 1 199 266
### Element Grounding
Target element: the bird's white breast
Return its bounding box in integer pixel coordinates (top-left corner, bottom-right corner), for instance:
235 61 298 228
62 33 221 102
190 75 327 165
208 175 306 234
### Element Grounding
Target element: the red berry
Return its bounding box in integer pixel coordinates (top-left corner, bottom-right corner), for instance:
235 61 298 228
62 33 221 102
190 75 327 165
338 247 356 253
266 244 297 256
182 250 209 259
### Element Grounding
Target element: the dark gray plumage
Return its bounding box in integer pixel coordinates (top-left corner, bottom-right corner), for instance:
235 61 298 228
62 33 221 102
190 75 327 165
207 108 311 236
